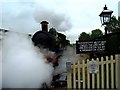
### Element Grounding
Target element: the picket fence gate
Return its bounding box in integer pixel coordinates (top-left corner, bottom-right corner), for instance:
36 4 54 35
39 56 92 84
67 55 120 89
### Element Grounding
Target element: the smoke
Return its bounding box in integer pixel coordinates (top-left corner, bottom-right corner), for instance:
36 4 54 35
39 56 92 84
53 46 83 75
33 7 72 32
2 31 54 88
0 30 3 89
0 39 2 89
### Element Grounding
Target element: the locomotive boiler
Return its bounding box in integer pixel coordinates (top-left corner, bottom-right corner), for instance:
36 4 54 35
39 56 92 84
32 21 56 51
32 21 64 66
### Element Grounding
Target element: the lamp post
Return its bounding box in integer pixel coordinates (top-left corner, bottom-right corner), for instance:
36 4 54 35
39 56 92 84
99 5 113 35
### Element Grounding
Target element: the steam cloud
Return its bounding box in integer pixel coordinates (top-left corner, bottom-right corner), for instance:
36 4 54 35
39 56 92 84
0 33 2 89
33 7 72 32
1 28 81 89
2 31 54 88
53 46 82 75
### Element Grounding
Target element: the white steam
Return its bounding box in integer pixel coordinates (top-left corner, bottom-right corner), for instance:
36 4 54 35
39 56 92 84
0 37 2 89
54 46 82 75
2 31 54 88
33 7 72 32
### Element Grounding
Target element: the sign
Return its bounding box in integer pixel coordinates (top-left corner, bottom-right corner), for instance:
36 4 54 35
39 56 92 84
76 40 106 54
88 61 98 74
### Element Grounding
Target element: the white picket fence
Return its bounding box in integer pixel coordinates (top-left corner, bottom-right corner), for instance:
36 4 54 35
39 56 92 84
67 55 119 89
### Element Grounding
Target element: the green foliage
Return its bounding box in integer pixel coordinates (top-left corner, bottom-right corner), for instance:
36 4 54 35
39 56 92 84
106 16 120 33
79 32 91 41
78 29 103 41
91 29 103 39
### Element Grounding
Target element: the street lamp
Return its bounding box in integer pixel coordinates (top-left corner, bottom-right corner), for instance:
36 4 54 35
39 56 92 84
99 5 113 35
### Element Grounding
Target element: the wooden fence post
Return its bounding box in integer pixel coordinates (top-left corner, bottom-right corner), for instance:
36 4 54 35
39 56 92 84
116 54 120 90
66 62 72 88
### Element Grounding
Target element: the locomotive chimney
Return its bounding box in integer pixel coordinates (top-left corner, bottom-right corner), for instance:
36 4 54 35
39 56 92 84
40 21 49 32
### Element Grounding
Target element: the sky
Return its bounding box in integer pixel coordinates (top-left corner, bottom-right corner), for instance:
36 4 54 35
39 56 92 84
0 0 120 43
118 1 120 16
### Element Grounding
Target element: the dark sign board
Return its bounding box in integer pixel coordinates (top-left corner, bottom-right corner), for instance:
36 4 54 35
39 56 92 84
76 40 106 54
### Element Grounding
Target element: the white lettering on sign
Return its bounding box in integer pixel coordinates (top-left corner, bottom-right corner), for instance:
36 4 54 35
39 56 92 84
76 40 106 53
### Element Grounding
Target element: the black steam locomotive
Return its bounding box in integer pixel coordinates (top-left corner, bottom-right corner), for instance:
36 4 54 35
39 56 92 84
32 21 68 51
32 21 69 60
32 21 68 88
32 21 69 66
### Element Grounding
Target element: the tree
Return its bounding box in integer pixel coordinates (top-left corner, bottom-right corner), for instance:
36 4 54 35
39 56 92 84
106 16 120 33
78 32 91 41
91 29 103 39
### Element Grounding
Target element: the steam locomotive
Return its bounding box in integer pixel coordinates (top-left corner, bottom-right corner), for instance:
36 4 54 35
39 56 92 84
32 21 68 88
32 21 69 67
